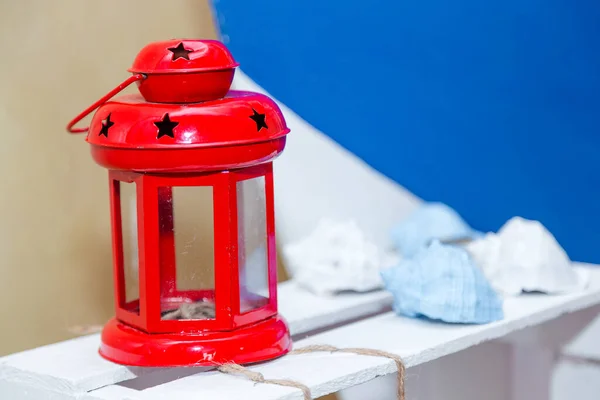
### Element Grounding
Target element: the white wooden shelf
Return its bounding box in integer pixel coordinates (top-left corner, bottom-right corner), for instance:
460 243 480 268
2 264 600 400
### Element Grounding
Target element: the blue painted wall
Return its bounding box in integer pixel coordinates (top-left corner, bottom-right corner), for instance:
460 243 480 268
212 0 600 263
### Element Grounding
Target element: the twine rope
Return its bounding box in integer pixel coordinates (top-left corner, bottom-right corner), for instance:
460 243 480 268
217 363 312 399
218 345 405 400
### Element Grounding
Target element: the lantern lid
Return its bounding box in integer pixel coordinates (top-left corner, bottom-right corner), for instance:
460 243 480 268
128 39 239 75
87 90 289 150
68 39 289 172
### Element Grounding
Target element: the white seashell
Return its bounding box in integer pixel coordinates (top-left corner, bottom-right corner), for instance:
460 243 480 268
466 217 589 295
283 219 385 295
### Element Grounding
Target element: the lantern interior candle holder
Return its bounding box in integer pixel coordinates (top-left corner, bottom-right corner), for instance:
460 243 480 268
67 39 291 367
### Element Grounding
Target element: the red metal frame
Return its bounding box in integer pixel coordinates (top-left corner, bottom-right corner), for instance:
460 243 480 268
109 171 146 330
143 172 234 333
229 163 278 328
108 167 280 334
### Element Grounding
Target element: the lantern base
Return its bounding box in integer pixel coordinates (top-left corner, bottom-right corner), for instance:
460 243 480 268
99 314 291 367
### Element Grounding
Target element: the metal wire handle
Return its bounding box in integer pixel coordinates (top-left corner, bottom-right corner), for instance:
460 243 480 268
66 73 146 134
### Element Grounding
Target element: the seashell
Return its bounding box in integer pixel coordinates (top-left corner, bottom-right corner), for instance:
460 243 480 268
381 240 503 324
391 202 480 257
466 217 589 295
283 219 385 295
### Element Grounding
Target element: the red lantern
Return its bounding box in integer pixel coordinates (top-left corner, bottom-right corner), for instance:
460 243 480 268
67 39 291 367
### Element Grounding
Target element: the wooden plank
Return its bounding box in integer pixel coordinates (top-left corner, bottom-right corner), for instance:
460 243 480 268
497 298 600 400
280 281 392 337
0 281 392 398
510 345 555 400
83 264 600 400
0 375 79 400
503 305 600 351
0 335 147 393
551 359 600 400
561 312 600 360
341 341 512 400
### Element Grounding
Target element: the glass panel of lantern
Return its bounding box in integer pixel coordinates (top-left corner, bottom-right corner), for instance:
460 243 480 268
237 176 270 313
158 186 216 320
118 181 140 315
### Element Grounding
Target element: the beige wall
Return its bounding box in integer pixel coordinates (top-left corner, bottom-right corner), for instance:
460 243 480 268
0 0 217 356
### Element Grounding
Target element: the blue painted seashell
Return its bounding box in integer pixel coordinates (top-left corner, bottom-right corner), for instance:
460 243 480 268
381 240 503 324
391 202 480 257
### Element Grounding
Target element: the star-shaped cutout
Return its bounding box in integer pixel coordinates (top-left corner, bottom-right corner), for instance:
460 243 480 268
249 108 268 132
167 42 193 61
99 113 114 137
154 114 179 139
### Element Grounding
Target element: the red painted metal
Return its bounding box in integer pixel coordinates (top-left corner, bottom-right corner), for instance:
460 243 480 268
129 39 238 74
100 315 291 367
68 39 291 366
129 39 239 103
66 74 146 133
